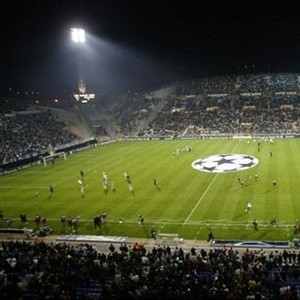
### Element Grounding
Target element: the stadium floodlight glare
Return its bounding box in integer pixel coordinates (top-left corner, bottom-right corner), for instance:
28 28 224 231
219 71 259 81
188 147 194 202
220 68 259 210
71 28 86 43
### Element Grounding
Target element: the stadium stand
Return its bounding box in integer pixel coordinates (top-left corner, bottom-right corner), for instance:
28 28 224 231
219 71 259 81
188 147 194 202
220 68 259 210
93 73 300 138
0 108 80 167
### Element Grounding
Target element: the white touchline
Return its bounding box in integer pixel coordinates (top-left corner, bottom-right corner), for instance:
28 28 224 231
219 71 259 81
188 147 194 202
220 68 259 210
184 142 240 225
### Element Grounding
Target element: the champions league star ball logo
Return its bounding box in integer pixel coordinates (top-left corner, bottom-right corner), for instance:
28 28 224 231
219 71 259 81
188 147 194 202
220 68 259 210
192 154 259 173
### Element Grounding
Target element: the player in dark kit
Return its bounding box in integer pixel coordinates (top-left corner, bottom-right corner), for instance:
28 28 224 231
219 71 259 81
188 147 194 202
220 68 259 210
80 170 84 179
49 185 54 193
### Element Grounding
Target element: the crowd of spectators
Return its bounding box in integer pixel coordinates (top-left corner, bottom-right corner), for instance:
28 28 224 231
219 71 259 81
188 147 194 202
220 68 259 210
105 73 300 137
144 73 300 137
0 240 300 299
0 108 79 166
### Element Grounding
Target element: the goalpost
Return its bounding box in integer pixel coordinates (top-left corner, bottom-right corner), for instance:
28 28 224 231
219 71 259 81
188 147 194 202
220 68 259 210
42 151 67 167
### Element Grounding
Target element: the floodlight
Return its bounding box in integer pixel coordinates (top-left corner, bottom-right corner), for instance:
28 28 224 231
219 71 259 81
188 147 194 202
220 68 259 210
74 93 95 103
71 28 86 43
70 27 96 102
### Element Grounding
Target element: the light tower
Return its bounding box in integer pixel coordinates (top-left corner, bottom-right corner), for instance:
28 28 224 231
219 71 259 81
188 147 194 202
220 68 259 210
71 28 95 103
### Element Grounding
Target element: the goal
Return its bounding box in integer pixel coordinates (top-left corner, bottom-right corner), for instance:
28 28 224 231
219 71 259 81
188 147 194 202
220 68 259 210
42 151 67 166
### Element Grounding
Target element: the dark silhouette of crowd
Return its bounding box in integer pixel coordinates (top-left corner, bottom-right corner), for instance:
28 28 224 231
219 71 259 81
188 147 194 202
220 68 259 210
1 240 300 299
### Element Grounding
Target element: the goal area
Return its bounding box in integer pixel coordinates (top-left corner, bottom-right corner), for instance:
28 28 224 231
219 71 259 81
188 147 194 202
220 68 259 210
42 152 66 166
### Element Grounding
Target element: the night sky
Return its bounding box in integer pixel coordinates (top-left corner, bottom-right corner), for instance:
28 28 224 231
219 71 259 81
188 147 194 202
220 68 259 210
1 0 300 97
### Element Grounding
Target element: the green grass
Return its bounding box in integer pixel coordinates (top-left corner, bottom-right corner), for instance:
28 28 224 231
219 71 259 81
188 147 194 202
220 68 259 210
1 139 300 242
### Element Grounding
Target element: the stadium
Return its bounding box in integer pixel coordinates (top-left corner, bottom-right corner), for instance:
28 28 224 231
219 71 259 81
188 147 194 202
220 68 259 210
1 2 300 299
1 71 300 299
1 72 300 240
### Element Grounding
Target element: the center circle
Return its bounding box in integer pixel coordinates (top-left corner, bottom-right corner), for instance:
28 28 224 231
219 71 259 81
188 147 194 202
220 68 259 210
192 154 259 173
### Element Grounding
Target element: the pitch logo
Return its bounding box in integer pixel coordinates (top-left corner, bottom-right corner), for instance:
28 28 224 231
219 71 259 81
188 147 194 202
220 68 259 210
192 154 259 173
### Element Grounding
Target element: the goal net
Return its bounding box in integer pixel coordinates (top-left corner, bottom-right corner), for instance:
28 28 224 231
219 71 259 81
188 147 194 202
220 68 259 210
42 151 66 166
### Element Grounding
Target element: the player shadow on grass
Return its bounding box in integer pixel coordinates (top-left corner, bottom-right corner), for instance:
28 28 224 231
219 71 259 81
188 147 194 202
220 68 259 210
97 223 109 235
240 183 251 188
154 186 161 191
229 187 244 193
235 212 249 219
263 188 276 194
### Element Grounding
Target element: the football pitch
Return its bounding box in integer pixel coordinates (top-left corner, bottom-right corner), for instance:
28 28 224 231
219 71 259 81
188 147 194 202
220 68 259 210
0 138 299 242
